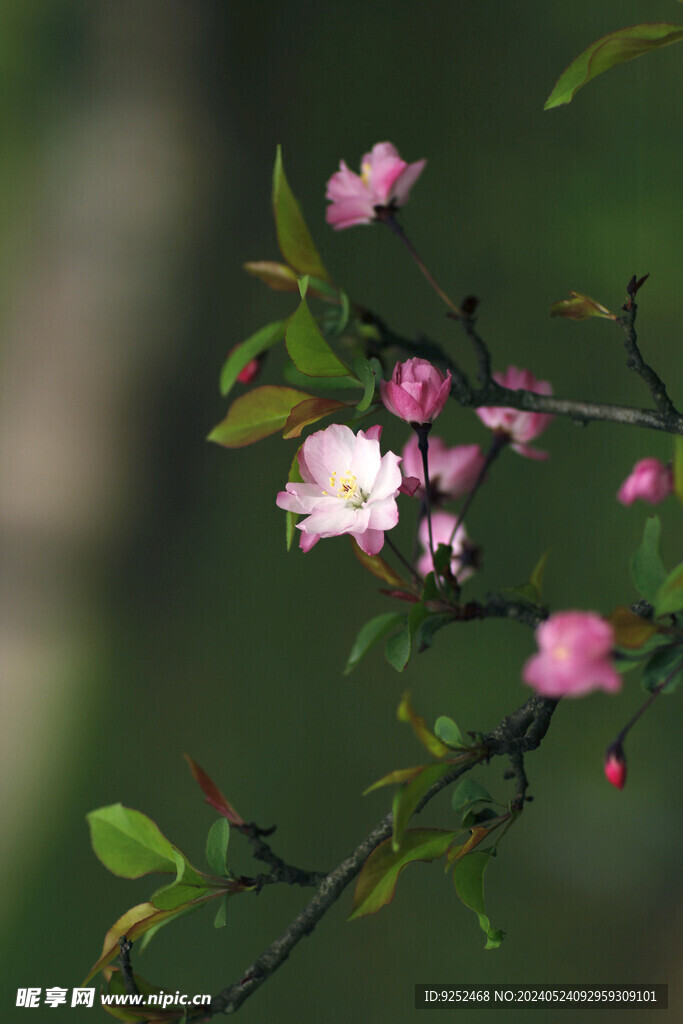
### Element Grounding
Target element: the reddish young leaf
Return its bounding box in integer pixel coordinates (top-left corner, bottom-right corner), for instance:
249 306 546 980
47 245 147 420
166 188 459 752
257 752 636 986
184 755 245 826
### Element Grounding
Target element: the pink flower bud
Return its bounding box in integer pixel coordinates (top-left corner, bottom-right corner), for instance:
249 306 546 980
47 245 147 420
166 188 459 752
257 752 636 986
228 345 261 385
617 458 673 506
522 611 620 698
325 142 426 230
380 358 452 425
401 434 485 502
475 365 553 459
604 745 627 790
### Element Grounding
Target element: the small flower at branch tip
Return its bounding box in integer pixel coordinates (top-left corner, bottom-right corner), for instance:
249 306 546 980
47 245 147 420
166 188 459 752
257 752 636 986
417 511 476 581
617 458 673 506
522 611 620 698
475 365 554 459
380 358 452 426
325 142 426 230
401 434 485 502
275 423 404 556
604 743 627 790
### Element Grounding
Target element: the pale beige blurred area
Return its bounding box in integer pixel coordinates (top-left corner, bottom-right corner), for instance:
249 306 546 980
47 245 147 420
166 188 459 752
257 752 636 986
0 0 222 916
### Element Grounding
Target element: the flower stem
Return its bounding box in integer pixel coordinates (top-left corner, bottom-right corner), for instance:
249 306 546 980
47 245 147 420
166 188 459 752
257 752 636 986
614 674 671 745
385 535 423 587
448 432 507 547
378 209 462 317
414 423 437 577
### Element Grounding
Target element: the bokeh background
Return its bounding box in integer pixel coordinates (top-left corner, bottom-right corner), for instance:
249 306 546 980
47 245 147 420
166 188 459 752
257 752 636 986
1 1 681 1021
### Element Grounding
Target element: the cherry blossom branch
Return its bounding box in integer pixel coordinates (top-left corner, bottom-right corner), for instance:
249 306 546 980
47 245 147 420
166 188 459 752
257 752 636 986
188 685 556 1020
238 822 327 888
364 314 683 435
618 303 679 417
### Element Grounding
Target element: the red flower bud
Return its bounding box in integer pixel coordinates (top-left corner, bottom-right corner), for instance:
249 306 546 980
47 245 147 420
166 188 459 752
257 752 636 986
604 744 627 790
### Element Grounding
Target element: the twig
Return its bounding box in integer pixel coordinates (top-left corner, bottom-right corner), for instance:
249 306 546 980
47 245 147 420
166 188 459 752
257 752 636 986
238 823 326 888
375 208 462 317
367 316 683 435
448 432 507 548
618 303 678 417
190 688 557 1020
117 936 139 997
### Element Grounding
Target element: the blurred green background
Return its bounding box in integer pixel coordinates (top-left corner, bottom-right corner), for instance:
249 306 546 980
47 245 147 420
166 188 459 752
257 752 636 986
1 1 681 1021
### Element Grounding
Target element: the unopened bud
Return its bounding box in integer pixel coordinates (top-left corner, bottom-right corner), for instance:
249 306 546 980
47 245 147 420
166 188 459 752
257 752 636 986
604 744 627 790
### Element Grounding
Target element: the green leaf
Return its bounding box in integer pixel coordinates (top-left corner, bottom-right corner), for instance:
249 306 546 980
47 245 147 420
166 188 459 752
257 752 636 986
631 515 667 603
607 606 659 649
385 621 411 672
453 852 504 949
219 321 285 397
529 549 550 601
674 436 683 506
205 818 230 877
213 896 228 929
397 692 451 758
544 23 683 109
84 897 216 983
384 603 431 672
353 356 377 412
151 849 214 911
286 448 303 551
461 806 500 829
286 297 350 378
641 644 683 694
392 763 452 850
243 260 299 292
413 611 455 654
549 292 615 320
282 397 350 439
87 805 177 879
344 612 407 675
363 765 426 795
434 716 465 749
208 386 312 448
349 829 457 920
655 562 683 617
451 777 494 817
283 361 361 391
272 146 329 280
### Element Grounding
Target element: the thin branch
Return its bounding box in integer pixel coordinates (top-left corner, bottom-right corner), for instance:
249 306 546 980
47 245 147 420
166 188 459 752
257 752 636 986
618 303 678 417
367 316 683 435
190 688 557 1020
238 822 327 888
375 208 462 317
117 936 139 997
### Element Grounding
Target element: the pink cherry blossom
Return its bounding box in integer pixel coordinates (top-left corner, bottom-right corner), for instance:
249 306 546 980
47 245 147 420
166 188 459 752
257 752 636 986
522 611 620 698
325 142 426 230
401 434 485 502
475 365 554 459
380 358 452 425
617 457 673 506
604 745 627 790
275 423 402 556
417 511 475 581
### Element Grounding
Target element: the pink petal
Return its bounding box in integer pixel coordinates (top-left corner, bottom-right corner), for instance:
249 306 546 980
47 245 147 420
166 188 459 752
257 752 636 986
390 159 426 206
355 528 385 556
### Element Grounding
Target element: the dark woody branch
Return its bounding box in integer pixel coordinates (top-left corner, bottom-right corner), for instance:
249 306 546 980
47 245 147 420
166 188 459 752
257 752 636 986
364 313 683 435
187 689 558 1021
